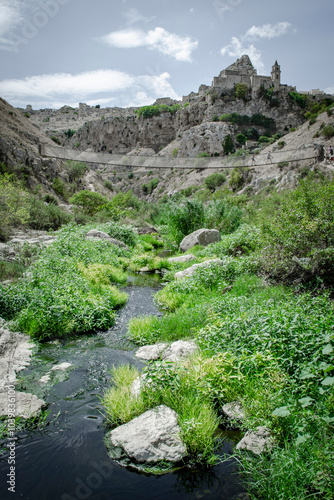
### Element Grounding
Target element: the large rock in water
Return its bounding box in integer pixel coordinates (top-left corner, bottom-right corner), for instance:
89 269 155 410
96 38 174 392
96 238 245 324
84 229 129 251
174 259 223 280
180 228 221 253
109 405 187 464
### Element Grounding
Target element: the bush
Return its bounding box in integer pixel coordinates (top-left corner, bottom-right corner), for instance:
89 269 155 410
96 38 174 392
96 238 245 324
69 190 108 216
204 173 227 191
29 198 71 230
52 178 67 199
64 129 76 139
50 136 61 145
236 133 247 145
160 198 205 245
0 174 30 239
321 125 334 139
103 180 113 191
136 104 181 119
235 83 249 100
64 161 86 182
260 176 334 285
289 91 308 109
222 135 234 155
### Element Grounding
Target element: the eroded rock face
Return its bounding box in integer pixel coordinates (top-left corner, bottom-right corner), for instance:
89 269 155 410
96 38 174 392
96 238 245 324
174 259 223 280
180 229 221 253
84 229 129 251
236 426 274 455
109 405 187 465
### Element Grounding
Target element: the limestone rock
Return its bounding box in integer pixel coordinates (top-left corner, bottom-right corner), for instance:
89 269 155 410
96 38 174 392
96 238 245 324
0 391 45 418
175 259 223 280
161 340 197 362
180 229 221 253
135 343 168 361
236 426 274 455
109 405 187 464
168 254 196 264
222 402 245 425
84 229 129 251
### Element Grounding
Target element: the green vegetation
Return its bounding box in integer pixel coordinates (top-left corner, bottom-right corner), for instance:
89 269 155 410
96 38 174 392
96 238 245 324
1 151 334 497
235 83 249 100
69 190 108 216
136 104 181 119
204 172 227 191
50 136 61 145
0 223 132 340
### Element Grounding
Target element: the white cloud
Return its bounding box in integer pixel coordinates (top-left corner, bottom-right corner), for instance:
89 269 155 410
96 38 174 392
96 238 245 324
244 22 292 40
100 29 146 49
98 27 198 62
221 22 293 73
0 70 134 100
0 69 181 109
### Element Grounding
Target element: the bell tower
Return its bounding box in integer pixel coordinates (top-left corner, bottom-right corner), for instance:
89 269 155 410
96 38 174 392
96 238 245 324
271 60 281 92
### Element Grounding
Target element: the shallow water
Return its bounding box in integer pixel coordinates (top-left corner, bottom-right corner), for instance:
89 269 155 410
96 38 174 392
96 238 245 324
0 274 245 500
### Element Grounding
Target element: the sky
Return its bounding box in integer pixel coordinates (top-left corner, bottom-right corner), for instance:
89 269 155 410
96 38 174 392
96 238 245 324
0 0 333 110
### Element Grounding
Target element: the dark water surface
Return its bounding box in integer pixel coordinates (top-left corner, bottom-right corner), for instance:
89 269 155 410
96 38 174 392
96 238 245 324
0 273 245 500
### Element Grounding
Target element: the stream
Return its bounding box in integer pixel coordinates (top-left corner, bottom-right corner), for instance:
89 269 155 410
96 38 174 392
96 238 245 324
0 273 245 500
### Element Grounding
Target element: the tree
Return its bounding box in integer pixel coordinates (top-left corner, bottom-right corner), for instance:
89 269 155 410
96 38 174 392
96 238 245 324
69 190 108 216
223 135 234 155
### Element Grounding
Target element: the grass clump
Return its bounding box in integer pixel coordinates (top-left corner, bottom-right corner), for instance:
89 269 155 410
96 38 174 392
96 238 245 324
103 365 147 425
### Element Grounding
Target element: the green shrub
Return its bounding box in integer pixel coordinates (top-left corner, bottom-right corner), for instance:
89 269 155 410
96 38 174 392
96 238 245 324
50 136 61 145
0 174 30 239
236 133 247 145
159 198 205 245
260 176 334 285
52 178 67 199
103 180 113 191
204 173 227 191
136 104 181 119
64 161 86 182
235 83 249 100
321 125 334 139
69 190 108 216
289 91 308 109
64 129 76 139
29 197 71 230
222 135 234 155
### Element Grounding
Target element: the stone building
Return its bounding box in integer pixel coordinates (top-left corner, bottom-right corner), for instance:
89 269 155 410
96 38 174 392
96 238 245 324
210 54 286 96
